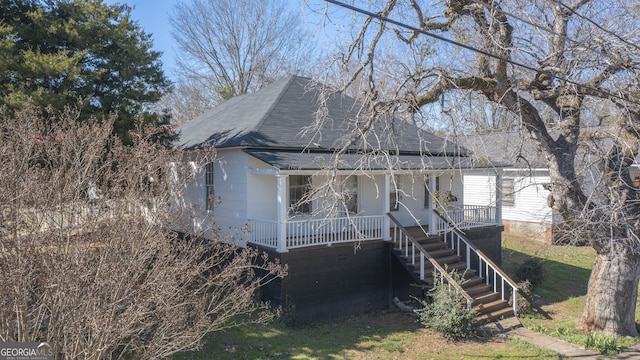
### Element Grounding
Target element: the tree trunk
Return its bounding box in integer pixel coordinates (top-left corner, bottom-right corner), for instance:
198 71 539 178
580 250 640 337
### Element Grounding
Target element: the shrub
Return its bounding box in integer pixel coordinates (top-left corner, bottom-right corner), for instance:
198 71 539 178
511 280 534 315
414 271 477 340
0 105 286 359
514 257 545 289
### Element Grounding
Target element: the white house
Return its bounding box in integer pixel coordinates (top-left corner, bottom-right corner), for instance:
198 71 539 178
176 75 513 322
460 130 640 244
459 131 560 243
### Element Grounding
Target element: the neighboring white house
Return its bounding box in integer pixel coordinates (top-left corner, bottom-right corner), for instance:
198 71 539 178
459 131 561 243
460 130 640 244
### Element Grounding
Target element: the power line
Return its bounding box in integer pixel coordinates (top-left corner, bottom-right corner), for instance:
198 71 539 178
552 0 640 53
466 0 640 79
468 0 613 59
323 0 639 106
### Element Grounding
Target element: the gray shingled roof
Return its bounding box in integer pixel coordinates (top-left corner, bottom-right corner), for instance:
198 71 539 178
457 131 545 169
177 75 466 156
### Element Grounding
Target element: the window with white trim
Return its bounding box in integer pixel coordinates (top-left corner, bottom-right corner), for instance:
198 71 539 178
205 162 215 211
289 175 312 215
390 175 400 212
343 175 358 213
424 177 431 208
502 178 515 207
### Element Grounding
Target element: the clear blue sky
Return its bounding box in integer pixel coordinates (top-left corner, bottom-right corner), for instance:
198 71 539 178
104 0 336 81
104 0 181 77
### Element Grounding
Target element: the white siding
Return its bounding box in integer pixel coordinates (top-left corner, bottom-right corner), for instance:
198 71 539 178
463 172 497 206
464 170 553 225
212 149 249 231
503 171 552 224
247 157 278 221
390 173 441 228
181 149 249 241
178 158 207 234
359 175 384 216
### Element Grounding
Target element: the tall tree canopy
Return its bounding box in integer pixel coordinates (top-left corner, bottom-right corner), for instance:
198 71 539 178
167 0 315 122
0 0 172 144
323 0 640 336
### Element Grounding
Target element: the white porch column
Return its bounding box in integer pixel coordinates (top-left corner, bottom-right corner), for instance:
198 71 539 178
276 174 289 253
495 170 503 226
383 174 391 240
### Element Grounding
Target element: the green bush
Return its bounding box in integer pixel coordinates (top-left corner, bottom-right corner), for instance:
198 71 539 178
514 258 545 289
414 271 477 340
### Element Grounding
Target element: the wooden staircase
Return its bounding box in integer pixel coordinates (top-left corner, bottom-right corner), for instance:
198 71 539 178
392 225 515 323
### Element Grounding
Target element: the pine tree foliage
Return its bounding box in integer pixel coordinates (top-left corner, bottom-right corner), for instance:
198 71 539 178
0 0 173 144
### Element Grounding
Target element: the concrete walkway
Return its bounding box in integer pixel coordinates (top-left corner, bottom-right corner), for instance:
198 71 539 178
483 318 640 359
508 326 604 359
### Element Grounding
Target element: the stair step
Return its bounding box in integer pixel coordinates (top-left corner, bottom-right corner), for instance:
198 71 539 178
439 261 467 273
461 276 483 288
465 283 492 297
420 241 448 251
476 306 514 323
462 269 478 278
435 255 462 265
427 248 455 258
414 270 480 286
397 251 459 266
472 291 500 306
473 299 509 315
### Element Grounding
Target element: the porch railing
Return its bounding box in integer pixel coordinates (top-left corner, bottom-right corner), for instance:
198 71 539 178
388 213 474 309
434 205 497 233
434 211 520 316
248 215 386 250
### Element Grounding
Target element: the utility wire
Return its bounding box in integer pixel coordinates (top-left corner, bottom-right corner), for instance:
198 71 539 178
468 0 611 59
467 0 640 75
323 0 640 106
552 0 640 53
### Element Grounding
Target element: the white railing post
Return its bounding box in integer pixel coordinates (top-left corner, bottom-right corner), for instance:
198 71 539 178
496 170 503 226
383 174 391 240
466 247 471 269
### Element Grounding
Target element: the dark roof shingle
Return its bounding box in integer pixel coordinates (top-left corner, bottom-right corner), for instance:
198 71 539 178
177 75 466 156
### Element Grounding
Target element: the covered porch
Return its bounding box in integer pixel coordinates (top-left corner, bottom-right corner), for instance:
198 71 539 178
248 205 499 252
245 151 504 252
247 164 503 252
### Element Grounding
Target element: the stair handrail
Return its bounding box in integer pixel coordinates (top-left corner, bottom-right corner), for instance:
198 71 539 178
387 213 474 308
433 210 522 316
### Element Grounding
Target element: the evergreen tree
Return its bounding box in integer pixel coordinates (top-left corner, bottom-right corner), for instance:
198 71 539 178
0 0 174 144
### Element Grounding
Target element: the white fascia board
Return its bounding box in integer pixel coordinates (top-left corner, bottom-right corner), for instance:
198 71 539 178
248 167 279 175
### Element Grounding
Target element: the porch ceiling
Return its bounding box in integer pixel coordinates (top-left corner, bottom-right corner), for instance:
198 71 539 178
244 149 503 171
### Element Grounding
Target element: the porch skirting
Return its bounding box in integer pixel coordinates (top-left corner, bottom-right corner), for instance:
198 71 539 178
252 225 504 323
254 240 391 323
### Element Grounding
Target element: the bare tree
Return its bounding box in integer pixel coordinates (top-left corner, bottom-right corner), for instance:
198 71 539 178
0 104 285 358
322 0 640 336
169 0 315 108
154 78 220 126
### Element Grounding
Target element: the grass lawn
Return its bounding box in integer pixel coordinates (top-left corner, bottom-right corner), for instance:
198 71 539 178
174 234 640 359
502 234 638 355
174 310 561 359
